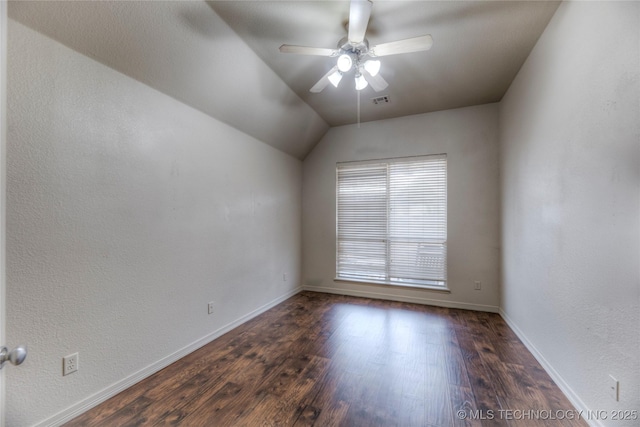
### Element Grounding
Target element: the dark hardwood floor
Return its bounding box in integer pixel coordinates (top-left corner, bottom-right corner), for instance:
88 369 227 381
65 291 586 426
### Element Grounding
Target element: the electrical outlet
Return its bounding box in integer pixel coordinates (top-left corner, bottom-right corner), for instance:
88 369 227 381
208 301 215 315
608 375 619 401
63 353 78 376
283 273 287 281
474 281 482 290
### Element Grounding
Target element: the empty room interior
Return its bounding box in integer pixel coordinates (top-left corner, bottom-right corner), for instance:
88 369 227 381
1 0 639 426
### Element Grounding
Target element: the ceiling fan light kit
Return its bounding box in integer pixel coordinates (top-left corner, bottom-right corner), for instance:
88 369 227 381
363 59 380 77
278 0 433 94
355 73 369 91
328 69 343 88
337 54 354 73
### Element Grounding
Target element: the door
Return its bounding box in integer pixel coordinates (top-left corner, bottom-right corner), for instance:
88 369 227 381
0 9 28 423
1 1 7 425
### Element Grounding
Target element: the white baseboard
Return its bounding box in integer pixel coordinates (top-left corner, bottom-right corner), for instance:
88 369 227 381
41 287 596 427
499 309 602 427
36 286 303 427
303 285 500 313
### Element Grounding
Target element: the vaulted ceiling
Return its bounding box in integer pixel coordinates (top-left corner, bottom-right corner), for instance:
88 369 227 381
211 1 560 127
9 1 560 159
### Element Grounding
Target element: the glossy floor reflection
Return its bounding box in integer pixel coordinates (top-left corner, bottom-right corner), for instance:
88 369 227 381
65 291 586 426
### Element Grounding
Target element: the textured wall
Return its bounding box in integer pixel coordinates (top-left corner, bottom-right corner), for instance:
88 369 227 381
6 20 302 426
8 1 329 160
302 104 500 311
499 1 640 424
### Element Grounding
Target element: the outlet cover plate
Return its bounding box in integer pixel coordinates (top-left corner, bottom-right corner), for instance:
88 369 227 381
63 353 78 376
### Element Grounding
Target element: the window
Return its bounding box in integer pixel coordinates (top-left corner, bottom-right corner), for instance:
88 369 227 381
336 154 447 288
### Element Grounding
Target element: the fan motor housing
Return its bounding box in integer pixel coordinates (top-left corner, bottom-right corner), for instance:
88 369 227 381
338 37 369 56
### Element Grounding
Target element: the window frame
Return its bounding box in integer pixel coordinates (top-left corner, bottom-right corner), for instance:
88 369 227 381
334 154 448 291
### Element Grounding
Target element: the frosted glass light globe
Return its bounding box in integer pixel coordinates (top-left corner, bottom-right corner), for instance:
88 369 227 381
337 54 353 73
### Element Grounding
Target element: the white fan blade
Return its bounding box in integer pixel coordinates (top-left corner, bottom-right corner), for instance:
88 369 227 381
310 66 339 93
348 0 372 45
370 35 433 57
362 69 388 92
279 45 338 56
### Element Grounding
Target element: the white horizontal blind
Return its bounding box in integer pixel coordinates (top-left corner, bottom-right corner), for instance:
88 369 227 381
388 156 447 285
336 155 447 287
336 163 388 282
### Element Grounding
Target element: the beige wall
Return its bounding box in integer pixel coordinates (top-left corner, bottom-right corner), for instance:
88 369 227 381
499 1 640 424
6 21 302 426
302 104 501 311
8 1 329 160
6 1 640 425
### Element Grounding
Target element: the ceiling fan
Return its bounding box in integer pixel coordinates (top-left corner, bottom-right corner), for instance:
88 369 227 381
279 0 433 93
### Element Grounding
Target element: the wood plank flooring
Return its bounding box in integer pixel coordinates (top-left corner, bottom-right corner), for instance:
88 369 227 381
65 292 587 426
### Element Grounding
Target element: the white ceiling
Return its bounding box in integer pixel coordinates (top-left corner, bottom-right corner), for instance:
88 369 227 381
8 0 329 159
9 1 560 159
210 0 560 127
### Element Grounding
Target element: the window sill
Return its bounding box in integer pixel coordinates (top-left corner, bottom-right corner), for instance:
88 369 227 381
334 277 451 293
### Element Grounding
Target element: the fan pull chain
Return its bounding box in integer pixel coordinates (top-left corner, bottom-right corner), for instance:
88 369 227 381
357 89 361 128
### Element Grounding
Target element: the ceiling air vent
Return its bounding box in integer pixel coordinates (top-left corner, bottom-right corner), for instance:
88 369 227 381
371 95 390 105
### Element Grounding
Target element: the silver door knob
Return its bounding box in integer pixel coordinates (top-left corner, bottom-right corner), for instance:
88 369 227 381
0 345 27 369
